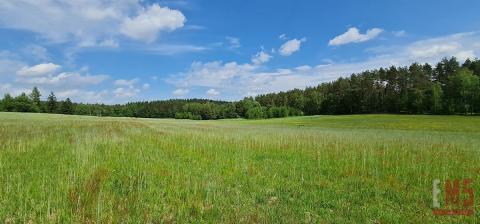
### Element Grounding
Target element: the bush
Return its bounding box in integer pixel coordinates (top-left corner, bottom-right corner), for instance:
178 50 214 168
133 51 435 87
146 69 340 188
289 108 304 116
175 112 202 120
267 106 290 118
246 107 266 119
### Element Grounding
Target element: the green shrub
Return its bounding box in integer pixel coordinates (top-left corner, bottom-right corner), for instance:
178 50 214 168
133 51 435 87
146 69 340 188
246 107 266 119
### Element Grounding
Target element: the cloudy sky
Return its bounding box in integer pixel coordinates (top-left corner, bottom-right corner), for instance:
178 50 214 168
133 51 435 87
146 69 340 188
1 0 479 103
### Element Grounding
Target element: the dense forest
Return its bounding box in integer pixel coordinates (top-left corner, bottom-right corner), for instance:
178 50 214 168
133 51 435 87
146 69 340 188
1 57 480 119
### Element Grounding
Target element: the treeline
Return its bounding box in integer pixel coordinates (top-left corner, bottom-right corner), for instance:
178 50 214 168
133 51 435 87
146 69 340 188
174 99 303 120
0 86 298 119
0 88 75 114
256 57 480 115
1 57 479 119
0 89 229 118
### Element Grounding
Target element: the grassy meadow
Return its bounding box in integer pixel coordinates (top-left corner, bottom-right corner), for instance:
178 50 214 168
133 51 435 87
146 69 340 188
0 112 479 223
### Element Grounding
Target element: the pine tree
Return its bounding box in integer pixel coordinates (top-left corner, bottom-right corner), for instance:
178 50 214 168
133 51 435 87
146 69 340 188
30 86 41 112
47 91 57 113
61 98 74 114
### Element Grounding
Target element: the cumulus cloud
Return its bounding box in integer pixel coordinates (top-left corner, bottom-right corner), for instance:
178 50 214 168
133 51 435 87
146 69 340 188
112 78 146 98
113 87 140 98
169 32 480 99
0 83 31 97
120 4 186 43
169 61 257 89
56 89 108 103
114 78 139 87
173 88 189 96
405 33 478 62
12 61 110 100
329 27 383 46
206 88 220 96
0 1 185 45
16 72 109 87
279 38 305 56
169 60 320 98
251 51 272 65
17 63 61 76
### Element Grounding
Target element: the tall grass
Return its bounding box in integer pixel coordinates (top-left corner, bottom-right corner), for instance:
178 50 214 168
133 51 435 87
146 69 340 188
0 112 478 223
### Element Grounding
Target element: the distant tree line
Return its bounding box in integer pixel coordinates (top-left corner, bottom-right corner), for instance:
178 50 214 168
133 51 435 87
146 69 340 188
0 88 75 115
1 57 480 119
255 57 480 115
0 90 229 118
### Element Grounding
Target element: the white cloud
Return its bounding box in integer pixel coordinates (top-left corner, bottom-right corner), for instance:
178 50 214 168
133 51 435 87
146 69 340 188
56 89 108 103
0 83 12 95
17 63 61 76
98 39 119 48
0 83 31 97
144 44 208 55
113 78 146 98
21 45 50 62
279 34 287 40
113 87 140 98
393 30 406 37
169 32 480 99
206 88 219 96
16 72 109 87
114 78 139 87
170 60 320 98
120 4 186 43
169 61 256 89
0 52 25 77
329 27 383 46
0 1 185 45
172 88 189 96
279 38 305 56
251 51 272 65
226 36 241 49
405 33 479 62
409 43 460 59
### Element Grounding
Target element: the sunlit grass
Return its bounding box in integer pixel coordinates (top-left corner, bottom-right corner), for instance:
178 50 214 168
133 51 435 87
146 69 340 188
0 112 479 223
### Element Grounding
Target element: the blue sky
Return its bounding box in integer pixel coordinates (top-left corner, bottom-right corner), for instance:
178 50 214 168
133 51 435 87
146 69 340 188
1 0 480 103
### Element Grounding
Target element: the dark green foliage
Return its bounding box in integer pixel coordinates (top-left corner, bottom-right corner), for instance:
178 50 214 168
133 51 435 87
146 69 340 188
30 86 41 112
0 94 14 112
60 98 74 115
267 106 289 118
255 57 480 116
13 93 35 112
246 107 266 119
235 97 261 117
46 92 57 113
177 102 238 120
449 69 479 114
175 112 201 120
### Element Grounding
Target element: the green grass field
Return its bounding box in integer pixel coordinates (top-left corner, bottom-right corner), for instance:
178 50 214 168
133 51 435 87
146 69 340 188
0 112 479 223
